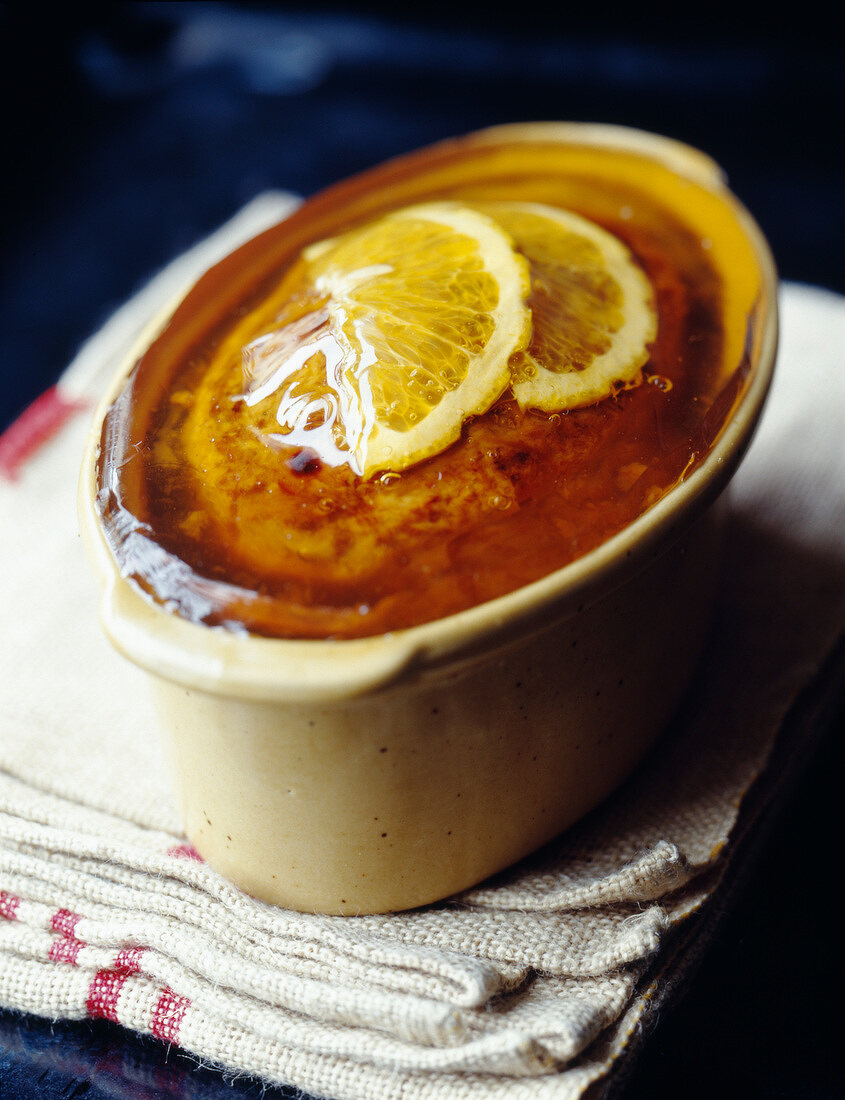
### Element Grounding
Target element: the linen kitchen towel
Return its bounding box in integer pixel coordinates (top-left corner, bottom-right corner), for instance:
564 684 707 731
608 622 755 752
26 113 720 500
1 193 843 1098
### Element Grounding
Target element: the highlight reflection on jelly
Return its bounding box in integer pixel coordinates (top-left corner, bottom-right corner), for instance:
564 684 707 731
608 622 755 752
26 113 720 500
240 310 355 470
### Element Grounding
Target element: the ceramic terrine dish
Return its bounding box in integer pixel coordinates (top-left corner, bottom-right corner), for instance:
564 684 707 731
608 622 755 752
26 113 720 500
79 122 778 915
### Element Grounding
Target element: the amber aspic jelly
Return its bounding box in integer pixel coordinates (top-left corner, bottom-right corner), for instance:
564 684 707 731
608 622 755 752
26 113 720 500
96 129 766 640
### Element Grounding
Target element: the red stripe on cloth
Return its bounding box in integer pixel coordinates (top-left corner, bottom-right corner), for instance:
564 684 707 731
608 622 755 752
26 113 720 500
0 385 89 481
86 969 129 1022
49 935 85 966
50 908 82 937
0 891 21 920
151 988 191 1044
49 909 85 966
166 844 203 862
114 945 147 975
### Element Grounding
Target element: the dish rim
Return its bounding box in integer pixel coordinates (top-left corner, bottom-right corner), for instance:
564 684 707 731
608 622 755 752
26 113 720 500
78 122 779 704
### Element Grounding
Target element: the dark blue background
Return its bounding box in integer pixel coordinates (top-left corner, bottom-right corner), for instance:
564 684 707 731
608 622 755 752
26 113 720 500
1 3 842 1097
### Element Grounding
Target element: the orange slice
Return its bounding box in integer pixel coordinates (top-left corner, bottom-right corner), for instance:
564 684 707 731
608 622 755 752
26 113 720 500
240 201 532 477
480 202 657 410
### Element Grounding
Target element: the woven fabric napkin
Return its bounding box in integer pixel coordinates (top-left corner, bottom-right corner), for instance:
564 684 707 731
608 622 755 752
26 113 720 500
1 193 844 1099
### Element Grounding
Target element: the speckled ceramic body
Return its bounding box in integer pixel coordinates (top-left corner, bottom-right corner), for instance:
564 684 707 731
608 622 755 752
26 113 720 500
79 123 778 914
149 502 724 914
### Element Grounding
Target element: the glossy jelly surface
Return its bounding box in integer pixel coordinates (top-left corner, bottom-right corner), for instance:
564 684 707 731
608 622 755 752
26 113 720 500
96 131 766 639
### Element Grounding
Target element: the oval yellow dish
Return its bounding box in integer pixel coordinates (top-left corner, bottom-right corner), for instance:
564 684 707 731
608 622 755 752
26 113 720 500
79 123 777 914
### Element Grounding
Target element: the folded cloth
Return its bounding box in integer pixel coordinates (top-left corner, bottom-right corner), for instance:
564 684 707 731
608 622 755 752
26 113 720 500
1 192 843 1098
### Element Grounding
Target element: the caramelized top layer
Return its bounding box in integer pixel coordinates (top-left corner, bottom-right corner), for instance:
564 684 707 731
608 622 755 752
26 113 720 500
97 132 765 639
